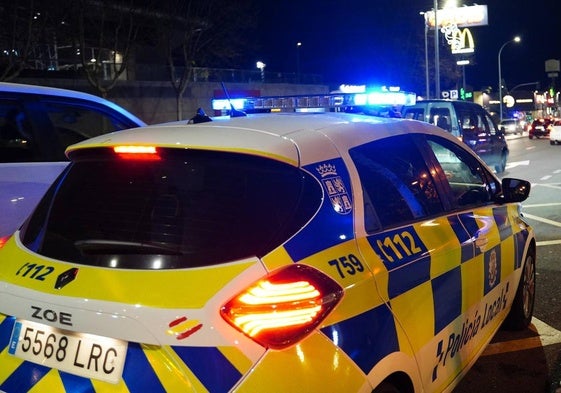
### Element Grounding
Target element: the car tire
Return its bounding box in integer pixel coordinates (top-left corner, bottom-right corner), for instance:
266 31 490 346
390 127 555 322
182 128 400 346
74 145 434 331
503 248 536 330
551 140 555 145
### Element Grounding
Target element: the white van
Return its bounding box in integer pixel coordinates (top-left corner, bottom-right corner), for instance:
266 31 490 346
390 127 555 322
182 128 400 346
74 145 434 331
402 100 509 174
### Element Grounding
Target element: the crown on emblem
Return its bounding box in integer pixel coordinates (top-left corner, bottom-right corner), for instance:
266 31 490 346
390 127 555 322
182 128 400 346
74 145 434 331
316 163 337 177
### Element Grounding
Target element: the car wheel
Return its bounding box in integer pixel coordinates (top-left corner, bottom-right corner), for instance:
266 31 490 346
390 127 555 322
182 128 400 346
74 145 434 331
503 249 536 330
551 140 555 145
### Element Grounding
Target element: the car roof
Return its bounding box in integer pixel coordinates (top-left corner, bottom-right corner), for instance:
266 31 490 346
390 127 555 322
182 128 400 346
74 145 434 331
404 99 481 107
0 81 146 126
66 112 466 167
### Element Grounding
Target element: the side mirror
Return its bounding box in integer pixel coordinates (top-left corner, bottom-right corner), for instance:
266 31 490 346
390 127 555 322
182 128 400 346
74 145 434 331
501 178 531 203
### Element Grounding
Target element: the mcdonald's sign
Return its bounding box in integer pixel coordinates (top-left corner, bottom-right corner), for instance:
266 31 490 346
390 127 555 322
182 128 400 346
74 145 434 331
451 28 475 54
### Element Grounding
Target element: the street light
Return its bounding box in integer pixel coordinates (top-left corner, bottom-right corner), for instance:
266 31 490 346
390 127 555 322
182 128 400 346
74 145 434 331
498 36 521 121
256 61 266 82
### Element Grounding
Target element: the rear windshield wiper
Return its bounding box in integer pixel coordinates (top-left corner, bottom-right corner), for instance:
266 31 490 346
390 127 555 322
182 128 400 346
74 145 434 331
74 240 182 255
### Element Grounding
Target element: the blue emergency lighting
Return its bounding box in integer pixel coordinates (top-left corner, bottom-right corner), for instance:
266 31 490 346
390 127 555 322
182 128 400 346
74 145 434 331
211 90 416 114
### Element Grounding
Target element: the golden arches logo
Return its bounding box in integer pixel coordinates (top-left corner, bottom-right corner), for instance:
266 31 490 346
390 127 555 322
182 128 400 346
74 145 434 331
451 28 475 54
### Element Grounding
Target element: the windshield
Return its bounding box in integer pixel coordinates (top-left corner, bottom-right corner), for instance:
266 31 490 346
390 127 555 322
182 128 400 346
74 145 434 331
21 148 322 269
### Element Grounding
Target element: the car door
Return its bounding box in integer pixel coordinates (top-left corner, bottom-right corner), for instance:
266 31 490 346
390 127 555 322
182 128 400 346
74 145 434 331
350 132 519 391
421 134 523 389
350 134 486 391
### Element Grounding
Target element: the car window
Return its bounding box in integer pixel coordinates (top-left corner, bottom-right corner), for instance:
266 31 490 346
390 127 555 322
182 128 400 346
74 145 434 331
403 107 424 121
349 134 444 231
0 100 38 162
483 112 499 135
21 148 322 269
430 107 453 133
426 136 499 208
44 101 132 148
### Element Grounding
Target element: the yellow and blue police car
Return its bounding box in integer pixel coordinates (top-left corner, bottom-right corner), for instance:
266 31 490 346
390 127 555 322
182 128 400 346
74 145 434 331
0 111 535 392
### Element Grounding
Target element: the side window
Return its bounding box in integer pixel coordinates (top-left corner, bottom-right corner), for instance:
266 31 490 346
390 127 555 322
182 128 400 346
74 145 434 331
426 136 499 208
403 108 424 121
430 107 453 133
44 101 129 149
0 100 38 162
483 112 499 135
349 135 444 231
458 105 489 136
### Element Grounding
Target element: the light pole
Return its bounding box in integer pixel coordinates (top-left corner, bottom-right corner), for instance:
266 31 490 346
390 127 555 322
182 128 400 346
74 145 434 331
433 0 440 99
498 36 521 121
420 12 430 99
296 42 302 83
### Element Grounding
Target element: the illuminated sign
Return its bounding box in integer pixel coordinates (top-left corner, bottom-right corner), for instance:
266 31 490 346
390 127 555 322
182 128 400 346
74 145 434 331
451 28 475 54
425 5 488 29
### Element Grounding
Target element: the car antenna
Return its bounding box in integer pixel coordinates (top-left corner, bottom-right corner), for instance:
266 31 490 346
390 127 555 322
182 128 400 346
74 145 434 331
221 82 246 118
189 107 213 124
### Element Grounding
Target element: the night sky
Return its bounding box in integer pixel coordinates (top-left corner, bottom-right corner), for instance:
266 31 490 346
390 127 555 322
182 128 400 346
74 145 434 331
256 1 561 94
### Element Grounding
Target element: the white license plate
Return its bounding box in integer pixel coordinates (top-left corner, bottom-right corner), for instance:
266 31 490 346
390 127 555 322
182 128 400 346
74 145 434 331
8 320 127 384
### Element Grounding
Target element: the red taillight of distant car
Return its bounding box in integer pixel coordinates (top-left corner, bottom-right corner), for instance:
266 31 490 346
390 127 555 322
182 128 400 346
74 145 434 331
220 264 343 349
113 145 161 160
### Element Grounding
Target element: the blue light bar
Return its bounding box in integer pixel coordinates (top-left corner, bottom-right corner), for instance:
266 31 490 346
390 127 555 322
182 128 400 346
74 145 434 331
211 90 416 113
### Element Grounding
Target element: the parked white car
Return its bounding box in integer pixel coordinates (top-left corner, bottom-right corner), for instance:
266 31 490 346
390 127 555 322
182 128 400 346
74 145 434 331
549 119 561 145
0 82 146 239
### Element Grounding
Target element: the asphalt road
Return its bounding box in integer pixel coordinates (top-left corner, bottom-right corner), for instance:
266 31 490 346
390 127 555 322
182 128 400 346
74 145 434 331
454 133 561 393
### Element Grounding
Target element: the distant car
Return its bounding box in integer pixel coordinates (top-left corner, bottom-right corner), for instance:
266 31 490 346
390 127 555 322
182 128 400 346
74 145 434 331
528 118 553 139
499 118 524 135
550 119 561 145
402 100 509 173
0 82 146 239
0 112 536 393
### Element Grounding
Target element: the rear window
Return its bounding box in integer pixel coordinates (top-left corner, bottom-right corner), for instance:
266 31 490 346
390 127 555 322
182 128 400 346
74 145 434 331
21 148 322 269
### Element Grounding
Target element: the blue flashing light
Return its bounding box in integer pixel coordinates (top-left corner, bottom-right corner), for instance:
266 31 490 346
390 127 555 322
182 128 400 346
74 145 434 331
212 98 247 111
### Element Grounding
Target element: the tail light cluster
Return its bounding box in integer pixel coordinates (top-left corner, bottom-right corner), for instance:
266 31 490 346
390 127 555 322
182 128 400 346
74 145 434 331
0 236 10 249
220 264 343 349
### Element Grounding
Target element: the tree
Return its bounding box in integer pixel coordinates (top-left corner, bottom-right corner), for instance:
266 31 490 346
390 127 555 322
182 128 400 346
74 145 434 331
0 0 47 81
69 0 141 98
157 0 257 120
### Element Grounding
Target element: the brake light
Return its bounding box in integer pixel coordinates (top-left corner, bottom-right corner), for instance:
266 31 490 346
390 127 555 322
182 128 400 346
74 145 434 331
0 235 11 249
113 145 160 160
220 264 343 349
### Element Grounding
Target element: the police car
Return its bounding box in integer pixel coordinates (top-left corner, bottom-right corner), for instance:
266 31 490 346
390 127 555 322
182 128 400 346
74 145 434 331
0 111 535 392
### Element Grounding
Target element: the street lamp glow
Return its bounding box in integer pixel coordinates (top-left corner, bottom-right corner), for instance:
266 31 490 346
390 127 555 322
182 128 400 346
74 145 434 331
256 61 266 82
498 36 521 121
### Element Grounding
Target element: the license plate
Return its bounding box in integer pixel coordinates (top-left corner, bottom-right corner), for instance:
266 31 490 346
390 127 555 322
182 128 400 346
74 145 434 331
9 320 127 384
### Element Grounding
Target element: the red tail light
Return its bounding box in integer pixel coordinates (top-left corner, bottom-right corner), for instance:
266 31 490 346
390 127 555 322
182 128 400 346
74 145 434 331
220 264 343 349
0 235 11 249
113 145 160 160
